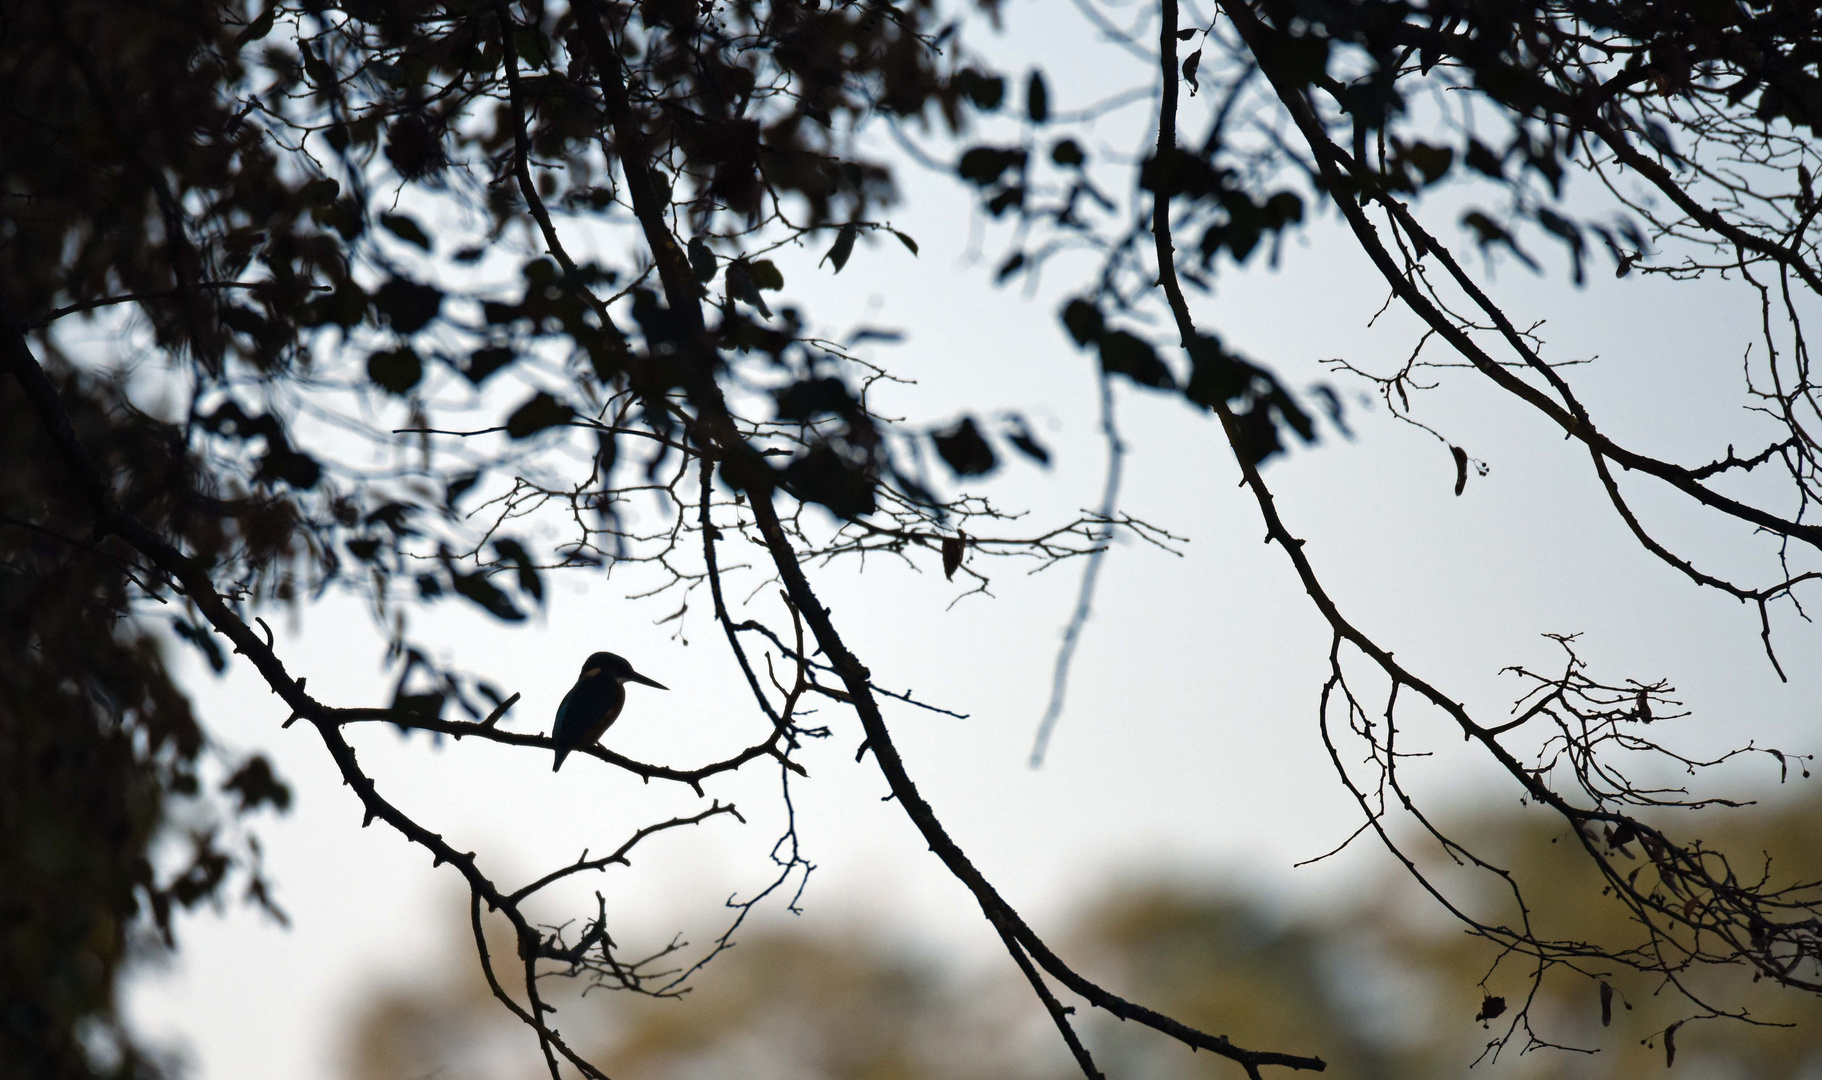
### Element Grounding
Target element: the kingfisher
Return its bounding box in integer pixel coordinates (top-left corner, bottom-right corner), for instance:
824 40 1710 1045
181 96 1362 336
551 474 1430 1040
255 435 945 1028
550 652 669 772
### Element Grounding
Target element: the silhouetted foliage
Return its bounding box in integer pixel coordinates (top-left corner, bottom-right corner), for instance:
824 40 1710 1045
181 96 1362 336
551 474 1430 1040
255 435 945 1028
5 0 1822 1076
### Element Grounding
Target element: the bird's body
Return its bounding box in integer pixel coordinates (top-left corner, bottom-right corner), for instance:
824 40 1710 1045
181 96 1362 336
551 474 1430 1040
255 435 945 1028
551 652 668 772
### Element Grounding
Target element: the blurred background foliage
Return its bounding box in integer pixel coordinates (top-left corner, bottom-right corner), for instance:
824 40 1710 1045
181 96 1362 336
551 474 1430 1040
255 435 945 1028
346 783 1822 1080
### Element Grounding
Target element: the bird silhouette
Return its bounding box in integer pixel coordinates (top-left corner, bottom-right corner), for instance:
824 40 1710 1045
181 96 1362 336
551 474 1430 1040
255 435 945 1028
551 652 668 772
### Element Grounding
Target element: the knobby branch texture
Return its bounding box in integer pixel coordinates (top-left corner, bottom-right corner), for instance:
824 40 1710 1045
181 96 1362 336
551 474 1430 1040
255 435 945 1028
5 0 1822 1076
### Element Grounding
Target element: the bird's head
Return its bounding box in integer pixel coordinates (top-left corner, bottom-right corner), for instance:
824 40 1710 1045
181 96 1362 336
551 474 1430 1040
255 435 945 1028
579 651 669 690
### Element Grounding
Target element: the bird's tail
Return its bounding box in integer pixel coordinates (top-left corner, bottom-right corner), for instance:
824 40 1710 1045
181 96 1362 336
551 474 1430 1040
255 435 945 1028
552 747 569 772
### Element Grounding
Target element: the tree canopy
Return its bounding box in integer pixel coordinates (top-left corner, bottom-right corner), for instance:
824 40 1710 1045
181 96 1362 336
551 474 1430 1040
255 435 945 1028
4 0 1822 1077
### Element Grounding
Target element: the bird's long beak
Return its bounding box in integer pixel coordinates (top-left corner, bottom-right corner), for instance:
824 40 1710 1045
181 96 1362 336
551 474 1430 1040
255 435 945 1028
627 670 668 691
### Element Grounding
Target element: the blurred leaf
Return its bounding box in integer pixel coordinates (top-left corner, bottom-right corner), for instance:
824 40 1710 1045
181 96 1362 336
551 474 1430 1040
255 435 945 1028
1051 139 1085 167
379 212 432 251
892 230 919 256
505 392 575 439
783 444 876 518
367 347 423 395
725 260 773 318
942 535 964 580
258 446 322 490
1062 299 1103 346
171 617 225 673
954 68 1004 110
233 3 276 46
1098 331 1175 389
958 146 1026 187
301 177 340 205
493 538 543 604
775 377 858 422
1027 71 1049 123
445 472 482 507
1465 138 1504 178
748 259 784 291
373 276 444 334
222 755 291 813
932 417 997 477
822 223 859 273
463 346 515 385
1005 418 1051 466
689 236 718 281
450 572 525 621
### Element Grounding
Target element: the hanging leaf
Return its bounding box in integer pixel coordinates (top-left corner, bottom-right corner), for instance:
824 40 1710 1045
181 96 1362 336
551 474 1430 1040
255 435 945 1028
1183 52 1202 95
892 229 919 256
1451 445 1469 496
941 535 964 580
1475 995 1506 1023
1599 981 1613 1027
821 223 859 273
1027 71 1049 124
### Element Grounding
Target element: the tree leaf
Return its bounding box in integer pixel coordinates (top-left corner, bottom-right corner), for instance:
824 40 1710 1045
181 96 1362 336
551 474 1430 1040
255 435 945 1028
367 347 423 395
373 276 444 334
783 443 876 518
688 235 718 281
222 755 291 813
1451 445 1469 496
234 4 277 47
747 259 785 291
1097 331 1175 389
932 417 997 476
1006 418 1052 466
958 146 1026 187
451 571 526 621
892 230 919 256
505 392 575 439
822 223 858 273
463 346 515 385
942 535 964 580
1027 71 1049 123
379 212 432 251
1062 299 1103 346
